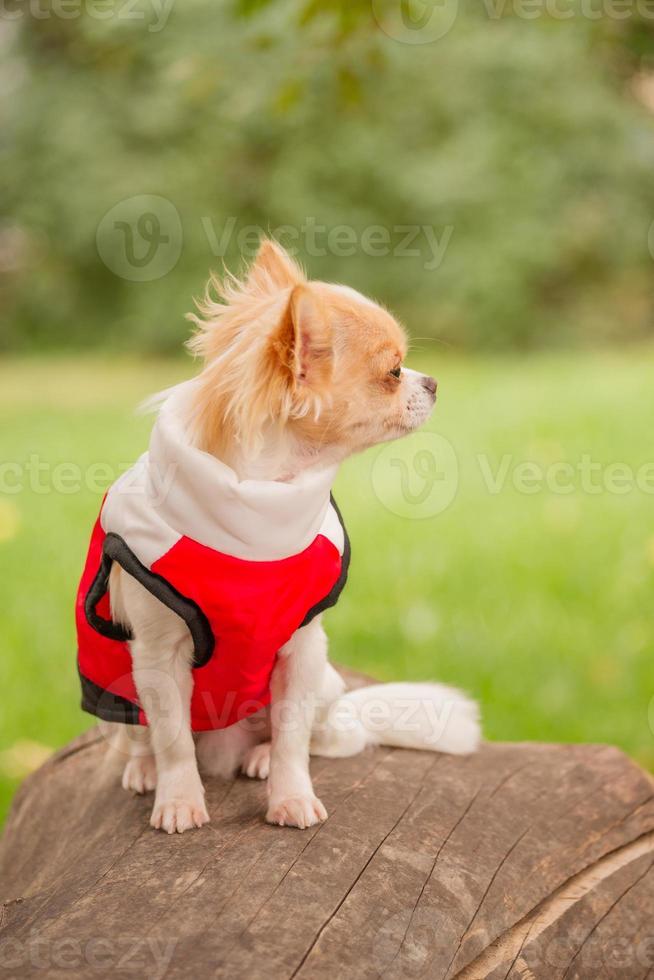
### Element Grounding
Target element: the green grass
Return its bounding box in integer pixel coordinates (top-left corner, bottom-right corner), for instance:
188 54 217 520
1 350 653 826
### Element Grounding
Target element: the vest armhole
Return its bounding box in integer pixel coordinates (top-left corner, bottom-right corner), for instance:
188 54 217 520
300 494 351 629
84 544 132 643
85 532 215 668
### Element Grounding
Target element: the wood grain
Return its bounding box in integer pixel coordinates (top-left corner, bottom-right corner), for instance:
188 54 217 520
1 671 652 979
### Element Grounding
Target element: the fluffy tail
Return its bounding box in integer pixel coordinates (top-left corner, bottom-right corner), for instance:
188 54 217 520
311 674 481 759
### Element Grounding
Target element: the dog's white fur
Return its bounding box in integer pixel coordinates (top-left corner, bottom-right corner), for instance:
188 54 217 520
106 241 481 833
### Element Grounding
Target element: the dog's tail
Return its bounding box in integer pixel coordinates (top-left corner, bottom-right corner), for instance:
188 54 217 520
311 669 481 759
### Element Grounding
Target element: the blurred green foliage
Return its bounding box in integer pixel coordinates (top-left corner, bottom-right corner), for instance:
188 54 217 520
2 0 654 352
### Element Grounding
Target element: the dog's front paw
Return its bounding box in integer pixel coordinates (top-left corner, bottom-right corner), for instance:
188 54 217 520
266 795 327 830
150 769 209 834
150 797 210 834
122 756 157 794
242 741 271 780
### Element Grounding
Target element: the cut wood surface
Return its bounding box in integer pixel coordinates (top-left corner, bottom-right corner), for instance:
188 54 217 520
1 668 653 979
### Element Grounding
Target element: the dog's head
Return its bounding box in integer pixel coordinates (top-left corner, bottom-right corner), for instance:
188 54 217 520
188 240 437 471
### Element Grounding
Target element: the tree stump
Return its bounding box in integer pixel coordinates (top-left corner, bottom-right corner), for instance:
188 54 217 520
1 669 653 979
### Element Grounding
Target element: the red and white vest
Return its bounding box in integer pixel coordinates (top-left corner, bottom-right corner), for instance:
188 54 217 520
76 384 349 732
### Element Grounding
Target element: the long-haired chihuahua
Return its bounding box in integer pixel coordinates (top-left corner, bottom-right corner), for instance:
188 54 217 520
75 240 480 834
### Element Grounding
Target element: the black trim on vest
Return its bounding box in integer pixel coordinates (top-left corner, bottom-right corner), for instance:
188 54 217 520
84 532 215 668
85 544 132 643
79 667 141 725
300 494 351 628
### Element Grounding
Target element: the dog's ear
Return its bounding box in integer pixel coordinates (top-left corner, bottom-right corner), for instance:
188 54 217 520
246 238 304 293
272 284 333 392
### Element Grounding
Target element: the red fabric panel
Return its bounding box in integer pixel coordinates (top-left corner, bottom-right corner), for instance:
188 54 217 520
76 517 342 731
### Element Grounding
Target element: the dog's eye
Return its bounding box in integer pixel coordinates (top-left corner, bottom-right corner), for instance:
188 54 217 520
389 366 402 379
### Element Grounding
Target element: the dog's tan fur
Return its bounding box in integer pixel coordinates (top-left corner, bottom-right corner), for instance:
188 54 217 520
186 241 415 473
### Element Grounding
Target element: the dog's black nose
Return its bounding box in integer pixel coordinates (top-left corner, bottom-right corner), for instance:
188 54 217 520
422 375 437 397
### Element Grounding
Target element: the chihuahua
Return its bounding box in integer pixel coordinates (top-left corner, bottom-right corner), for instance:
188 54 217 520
75 240 480 834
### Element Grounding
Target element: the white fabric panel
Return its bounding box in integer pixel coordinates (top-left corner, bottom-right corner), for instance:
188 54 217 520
145 383 340 562
102 383 342 564
101 455 181 569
